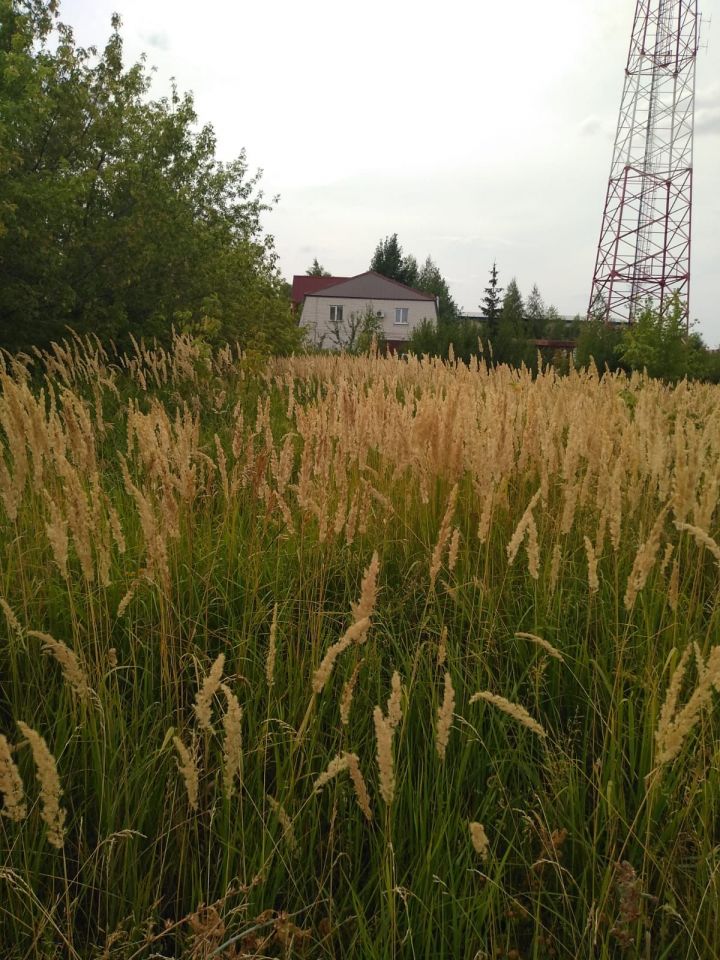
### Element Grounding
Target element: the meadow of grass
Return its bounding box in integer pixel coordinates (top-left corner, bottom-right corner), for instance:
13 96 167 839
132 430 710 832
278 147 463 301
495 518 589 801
1 333 720 959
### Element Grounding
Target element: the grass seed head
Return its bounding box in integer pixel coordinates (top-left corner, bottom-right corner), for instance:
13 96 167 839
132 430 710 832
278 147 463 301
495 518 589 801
386 671 403 730
470 690 547 738
653 646 720 768
340 658 364 726
469 821 489 860
313 753 351 793
515 632 565 663
447 527 461 575
116 584 136 618
220 684 243 799
437 625 448 667
345 752 373 821
0 598 22 636
312 617 370 695
268 796 298 852
584 536 599 594
373 706 395 806
351 551 380 623
436 672 456 762
45 497 69 580
172 735 199 811
16 722 65 848
28 630 93 705
194 653 225 733
0 734 26 822
674 521 720 566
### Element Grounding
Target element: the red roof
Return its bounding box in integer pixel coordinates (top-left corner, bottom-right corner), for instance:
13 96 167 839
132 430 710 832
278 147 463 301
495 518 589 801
291 275 350 308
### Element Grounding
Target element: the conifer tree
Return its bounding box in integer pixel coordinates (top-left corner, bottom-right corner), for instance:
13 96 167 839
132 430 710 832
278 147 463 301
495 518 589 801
525 284 546 338
494 279 526 365
306 259 330 277
370 234 405 282
370 235 421 287
480 262 503 337
417 256 458 322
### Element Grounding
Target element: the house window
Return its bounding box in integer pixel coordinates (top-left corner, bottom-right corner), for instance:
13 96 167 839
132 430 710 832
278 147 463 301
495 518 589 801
329 305 343 324
394 307 409 325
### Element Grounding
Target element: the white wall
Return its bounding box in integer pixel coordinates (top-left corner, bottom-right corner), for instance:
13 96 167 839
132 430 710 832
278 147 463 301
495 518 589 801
300 296 437 348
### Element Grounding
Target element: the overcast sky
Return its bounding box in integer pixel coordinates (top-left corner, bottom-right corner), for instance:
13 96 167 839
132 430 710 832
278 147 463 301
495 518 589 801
63 0 720 342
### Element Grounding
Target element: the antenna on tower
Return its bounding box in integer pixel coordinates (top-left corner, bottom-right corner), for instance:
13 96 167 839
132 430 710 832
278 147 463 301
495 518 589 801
588 1 701 330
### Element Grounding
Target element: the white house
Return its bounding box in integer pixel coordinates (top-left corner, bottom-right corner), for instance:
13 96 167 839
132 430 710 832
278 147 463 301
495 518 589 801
293 271 438 351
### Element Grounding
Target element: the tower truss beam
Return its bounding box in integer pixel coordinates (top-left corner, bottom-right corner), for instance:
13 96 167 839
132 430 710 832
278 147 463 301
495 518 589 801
589 0 700 326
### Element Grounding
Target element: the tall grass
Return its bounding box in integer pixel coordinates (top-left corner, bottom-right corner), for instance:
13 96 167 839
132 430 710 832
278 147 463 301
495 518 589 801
1 333 720 958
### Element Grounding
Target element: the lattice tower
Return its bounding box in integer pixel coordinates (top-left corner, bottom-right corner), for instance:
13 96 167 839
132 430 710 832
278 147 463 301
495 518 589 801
589 1 700 326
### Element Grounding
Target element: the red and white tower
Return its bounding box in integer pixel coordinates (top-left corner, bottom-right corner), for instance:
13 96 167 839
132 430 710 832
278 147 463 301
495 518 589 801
589 1 700 326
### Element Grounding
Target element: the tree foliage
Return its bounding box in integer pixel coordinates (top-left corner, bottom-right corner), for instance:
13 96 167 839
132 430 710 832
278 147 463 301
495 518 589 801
371 235 431 293
353 305 386 356
480 262 503 337
370 235 458 324
306 258 330 277
575 319 626 373
407 317 481 364
525 284 546 339
0 0 298 353
615 294 708 382
492 278 526 366
417 256 458 322
370 234 407 284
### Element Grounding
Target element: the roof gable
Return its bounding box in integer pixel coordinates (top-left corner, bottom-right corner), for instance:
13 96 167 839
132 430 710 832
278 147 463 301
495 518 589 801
308 271 436 302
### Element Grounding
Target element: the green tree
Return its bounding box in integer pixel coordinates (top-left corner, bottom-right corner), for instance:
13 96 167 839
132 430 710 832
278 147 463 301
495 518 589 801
407 317 482 364
525 284 546 338
0 0 298 353
324 303 385 354
543 305 566 340
370 234 405 282
370 234 419 287
306 258 330 277
493 278 528 366
616 294 707 381
575 319 626 373
401 253 419 289
353 305 387 356
417 255 458 322
480 262 503 337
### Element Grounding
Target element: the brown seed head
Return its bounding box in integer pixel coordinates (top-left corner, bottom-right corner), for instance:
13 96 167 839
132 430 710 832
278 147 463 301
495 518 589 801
469 821 489 860
17 722 65 847
470 690 547 738
436 672 456 762
194 653 225 733
0 734 26 822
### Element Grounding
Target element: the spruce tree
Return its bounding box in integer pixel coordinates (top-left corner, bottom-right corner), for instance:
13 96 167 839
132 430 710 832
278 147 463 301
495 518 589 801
525 284 546 338
401 254 419 289
370 234 405 282
480 262 503 337
370 235 421 287
494 279 526 366
417 256 458 322
306 259 330 277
